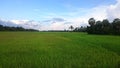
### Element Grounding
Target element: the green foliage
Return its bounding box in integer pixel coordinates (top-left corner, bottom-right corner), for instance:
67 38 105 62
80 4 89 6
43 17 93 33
0 24 38 31
112 18 120 35
88 18 96 26
0 32 120 68
73 26 87 32
87 18 120 35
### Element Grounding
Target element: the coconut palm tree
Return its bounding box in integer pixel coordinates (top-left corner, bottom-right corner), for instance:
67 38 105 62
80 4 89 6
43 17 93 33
69 25 74 31
88 18 95 26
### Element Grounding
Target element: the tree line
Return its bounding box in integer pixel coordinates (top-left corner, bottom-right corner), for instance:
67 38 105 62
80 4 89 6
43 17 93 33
87 18 120 35
0 24 38 31
70 18 120 35
69 25 87 32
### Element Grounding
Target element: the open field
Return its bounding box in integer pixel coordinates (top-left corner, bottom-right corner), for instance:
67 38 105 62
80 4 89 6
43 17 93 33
0 32 120 68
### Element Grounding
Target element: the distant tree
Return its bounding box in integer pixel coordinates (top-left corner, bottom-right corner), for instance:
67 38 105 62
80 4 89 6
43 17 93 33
73 27 79 32
112 18 120 34
87 18 120 35
69 25 74 31
87 18 96 34
102 19 110 26
0 24 38 31
73 26 87 32
94 20 103 34
102 19 110 34
0 25 4 31
88 18 96 26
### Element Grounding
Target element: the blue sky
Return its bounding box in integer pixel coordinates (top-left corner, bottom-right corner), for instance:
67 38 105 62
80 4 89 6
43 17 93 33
0 0 119 30
0 0 116 20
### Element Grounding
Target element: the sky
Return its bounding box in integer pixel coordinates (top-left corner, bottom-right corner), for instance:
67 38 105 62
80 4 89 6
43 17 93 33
0 0 120 30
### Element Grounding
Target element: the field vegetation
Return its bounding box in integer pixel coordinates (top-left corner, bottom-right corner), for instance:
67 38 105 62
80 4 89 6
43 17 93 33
0 32 120 68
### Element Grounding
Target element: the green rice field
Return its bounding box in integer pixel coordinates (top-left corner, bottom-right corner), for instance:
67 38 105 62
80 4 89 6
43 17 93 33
0 32 120 68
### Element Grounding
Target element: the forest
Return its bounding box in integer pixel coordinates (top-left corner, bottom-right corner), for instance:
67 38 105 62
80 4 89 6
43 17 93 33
72 18 120 35
87 18 120 35
0 24 38 31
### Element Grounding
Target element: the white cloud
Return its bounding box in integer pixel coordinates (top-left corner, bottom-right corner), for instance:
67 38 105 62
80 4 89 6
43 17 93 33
11 20 41 30
0 19 18 27
0 19 41 30
106 0 120 20
40 17 87 30
11 20 29 24
40 18 67 30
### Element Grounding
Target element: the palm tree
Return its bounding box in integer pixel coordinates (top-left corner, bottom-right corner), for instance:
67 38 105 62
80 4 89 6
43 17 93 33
69 25 74 31
88 18 95 26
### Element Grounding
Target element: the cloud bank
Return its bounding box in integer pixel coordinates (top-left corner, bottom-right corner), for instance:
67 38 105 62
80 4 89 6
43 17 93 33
107 0 120 20
0 19 41 30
